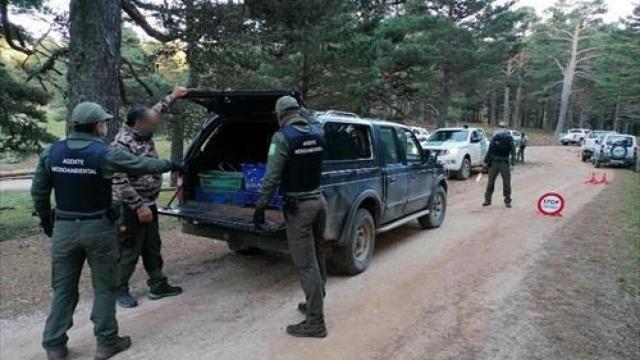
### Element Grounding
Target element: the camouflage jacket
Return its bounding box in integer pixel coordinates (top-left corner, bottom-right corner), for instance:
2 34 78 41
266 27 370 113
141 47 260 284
112 95 174 209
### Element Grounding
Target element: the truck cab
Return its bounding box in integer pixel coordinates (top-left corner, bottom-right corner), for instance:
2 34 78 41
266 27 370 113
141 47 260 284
159 90 448 275
421 127 489 179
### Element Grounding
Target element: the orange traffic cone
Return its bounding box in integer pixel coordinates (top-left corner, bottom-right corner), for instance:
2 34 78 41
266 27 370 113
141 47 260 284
598 172 610 185
584 172 598 184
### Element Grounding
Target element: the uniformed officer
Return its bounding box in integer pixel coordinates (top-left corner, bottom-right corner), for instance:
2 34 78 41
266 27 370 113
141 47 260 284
31 102 183 360
518 131 528 163
483 122 516 208
253 96 328 338
112 86 188 308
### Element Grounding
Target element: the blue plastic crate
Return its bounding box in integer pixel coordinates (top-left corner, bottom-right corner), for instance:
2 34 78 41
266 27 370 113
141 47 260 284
241 163 267 192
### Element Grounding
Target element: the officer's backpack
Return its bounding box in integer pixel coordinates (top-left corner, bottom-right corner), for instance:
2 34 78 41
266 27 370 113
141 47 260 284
490 133 512 158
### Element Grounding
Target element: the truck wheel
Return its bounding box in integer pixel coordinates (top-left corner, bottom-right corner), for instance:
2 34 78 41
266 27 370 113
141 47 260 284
456 157 471 180
331 208 375 275
418 186 447 229
580 152 588 162
562 141 568 146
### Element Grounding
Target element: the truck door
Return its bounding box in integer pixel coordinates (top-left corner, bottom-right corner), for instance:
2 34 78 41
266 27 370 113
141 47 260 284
401 128 433 214
469 130 486 165
378 126 408 223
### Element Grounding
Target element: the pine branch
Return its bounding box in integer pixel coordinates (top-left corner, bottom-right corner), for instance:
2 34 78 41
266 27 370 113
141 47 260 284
121 0 179 42
120 57 155 98
0 0 33 55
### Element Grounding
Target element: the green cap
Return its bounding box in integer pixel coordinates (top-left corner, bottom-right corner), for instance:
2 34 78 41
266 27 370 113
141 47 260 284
275 96 300 113
71 102 113 125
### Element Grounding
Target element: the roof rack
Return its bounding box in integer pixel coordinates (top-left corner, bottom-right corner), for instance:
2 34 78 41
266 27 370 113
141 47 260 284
326 110 359 118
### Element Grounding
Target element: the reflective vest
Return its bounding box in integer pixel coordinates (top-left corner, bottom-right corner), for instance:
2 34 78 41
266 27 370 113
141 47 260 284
281 122 325 193
49 140 112 214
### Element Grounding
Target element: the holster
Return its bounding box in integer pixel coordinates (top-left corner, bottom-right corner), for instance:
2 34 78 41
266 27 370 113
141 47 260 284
116 202 138 249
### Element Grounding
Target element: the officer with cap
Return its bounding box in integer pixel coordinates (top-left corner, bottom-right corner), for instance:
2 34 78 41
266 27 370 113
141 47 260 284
483 121 516 208
31 102 183 360
253 95 328 338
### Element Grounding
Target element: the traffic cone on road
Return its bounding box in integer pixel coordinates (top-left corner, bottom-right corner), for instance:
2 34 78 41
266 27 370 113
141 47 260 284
584 172 598 184
597 172 610 185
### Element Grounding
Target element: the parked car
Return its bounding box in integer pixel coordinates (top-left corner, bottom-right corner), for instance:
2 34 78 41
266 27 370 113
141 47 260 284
159 90 449 275
580 130 616 162
592 133 638 170
411 126 430 148
560 128 590 146
421 127 490 180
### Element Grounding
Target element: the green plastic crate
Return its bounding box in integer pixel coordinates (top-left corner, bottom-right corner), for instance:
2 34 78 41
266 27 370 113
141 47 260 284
199 171 243 192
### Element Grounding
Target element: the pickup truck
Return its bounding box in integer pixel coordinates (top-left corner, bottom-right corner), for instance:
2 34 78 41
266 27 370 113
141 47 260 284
421 127 489 179
580 130 616 161
560 128 590 146
159 91 448 275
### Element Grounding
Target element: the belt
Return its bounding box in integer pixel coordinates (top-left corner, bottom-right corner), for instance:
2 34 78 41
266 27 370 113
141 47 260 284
55 211 110 222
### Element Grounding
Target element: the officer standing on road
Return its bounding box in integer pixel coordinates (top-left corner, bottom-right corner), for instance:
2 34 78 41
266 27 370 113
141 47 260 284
518 131 528 163
112 86 188 308
31 102 183 360
253 96 328 338
483 122 516 208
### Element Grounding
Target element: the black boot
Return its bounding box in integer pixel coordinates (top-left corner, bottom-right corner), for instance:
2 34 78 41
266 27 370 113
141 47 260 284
286 320 327 338
46 346 68 360
482 201 491 206
149 283 183 300
94 336 132 360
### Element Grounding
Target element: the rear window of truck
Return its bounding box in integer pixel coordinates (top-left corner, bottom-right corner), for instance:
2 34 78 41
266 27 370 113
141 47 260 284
324 122 373 161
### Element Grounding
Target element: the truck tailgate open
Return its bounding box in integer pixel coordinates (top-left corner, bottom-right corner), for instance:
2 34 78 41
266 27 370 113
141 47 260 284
158 202 285 235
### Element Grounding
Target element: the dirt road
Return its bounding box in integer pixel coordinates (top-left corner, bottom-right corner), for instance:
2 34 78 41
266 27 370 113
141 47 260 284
1 146 637 359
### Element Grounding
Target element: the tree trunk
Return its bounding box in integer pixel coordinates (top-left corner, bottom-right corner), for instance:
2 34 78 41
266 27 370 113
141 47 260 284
579 94 589 128
68 0 122 140
542 100 551 130
490 91 497 125
437 67 451 128
502 86 510 125
513 83 522 128
168 0 197 186
613 101 621 132
554 23 581 138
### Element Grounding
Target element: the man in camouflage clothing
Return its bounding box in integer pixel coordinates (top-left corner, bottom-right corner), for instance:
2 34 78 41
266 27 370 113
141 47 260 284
112 85 188 307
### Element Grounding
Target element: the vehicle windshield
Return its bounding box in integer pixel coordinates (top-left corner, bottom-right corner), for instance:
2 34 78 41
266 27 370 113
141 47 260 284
606 136 632 146
589 131 606 138
427 130 468 142
568 129 581 133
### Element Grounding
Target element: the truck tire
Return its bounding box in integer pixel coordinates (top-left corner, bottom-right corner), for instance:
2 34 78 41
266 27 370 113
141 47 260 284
456 157 471 180
418 186 447 229
331 208 375 275
580 152 588 162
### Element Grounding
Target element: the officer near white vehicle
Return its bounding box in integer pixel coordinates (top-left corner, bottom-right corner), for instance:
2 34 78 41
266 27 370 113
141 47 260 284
253 96 329 338
483 122 516 208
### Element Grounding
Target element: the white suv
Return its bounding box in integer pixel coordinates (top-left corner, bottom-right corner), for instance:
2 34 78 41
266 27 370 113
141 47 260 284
593 134 638 170
422 127 490 180
560 128 590 146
